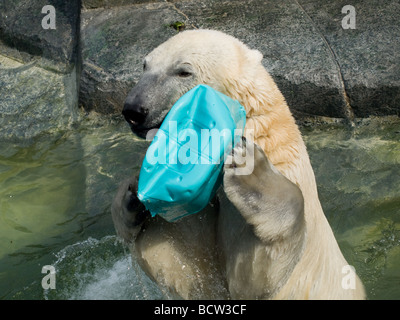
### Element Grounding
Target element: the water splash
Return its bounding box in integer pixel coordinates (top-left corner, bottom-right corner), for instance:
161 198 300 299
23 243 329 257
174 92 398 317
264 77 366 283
43 236 164 300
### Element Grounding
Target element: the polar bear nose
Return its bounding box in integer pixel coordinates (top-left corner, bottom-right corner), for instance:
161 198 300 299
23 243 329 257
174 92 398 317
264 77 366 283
122 99 148 127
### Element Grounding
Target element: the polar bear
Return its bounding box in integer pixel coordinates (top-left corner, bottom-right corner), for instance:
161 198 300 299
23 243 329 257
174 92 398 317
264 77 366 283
112 29 365 299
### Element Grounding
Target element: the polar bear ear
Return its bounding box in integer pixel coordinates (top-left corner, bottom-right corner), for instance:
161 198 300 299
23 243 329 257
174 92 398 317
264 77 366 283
246 49 263 64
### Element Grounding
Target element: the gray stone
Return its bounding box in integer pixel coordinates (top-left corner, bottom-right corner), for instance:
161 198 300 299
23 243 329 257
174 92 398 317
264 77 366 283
0 0 81 72
0 0 81 141
79 0 400 119
82 0 159 10
0 55 78 142
79 2 186 114
297 0 400 117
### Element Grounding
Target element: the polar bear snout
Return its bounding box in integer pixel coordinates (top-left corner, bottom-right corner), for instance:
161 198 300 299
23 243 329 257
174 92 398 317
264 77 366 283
123 91 149 135
122 70 185 138
123 100 148 127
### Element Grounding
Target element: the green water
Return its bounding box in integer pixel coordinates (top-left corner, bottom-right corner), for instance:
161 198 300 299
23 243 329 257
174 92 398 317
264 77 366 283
0 115 399 300
303 117 400 299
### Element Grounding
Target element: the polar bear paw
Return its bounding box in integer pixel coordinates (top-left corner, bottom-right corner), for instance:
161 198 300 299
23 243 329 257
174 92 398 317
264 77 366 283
223 137 305 242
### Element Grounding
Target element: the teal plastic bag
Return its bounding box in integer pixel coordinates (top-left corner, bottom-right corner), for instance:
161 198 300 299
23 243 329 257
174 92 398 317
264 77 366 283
137 84 246 222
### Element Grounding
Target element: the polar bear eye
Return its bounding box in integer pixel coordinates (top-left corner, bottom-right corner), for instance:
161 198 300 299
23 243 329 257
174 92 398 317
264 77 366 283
177 70 192 78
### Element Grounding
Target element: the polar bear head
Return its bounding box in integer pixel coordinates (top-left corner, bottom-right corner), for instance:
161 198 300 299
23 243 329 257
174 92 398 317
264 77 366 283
122 29 301 176
122 29 266 138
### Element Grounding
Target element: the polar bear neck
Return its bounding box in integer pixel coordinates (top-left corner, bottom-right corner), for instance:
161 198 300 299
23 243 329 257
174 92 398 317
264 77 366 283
223 65 304 179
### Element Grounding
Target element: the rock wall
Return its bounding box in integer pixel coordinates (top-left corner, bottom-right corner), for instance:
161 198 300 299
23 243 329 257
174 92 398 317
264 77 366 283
0 0 81 141
1 0 399 141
